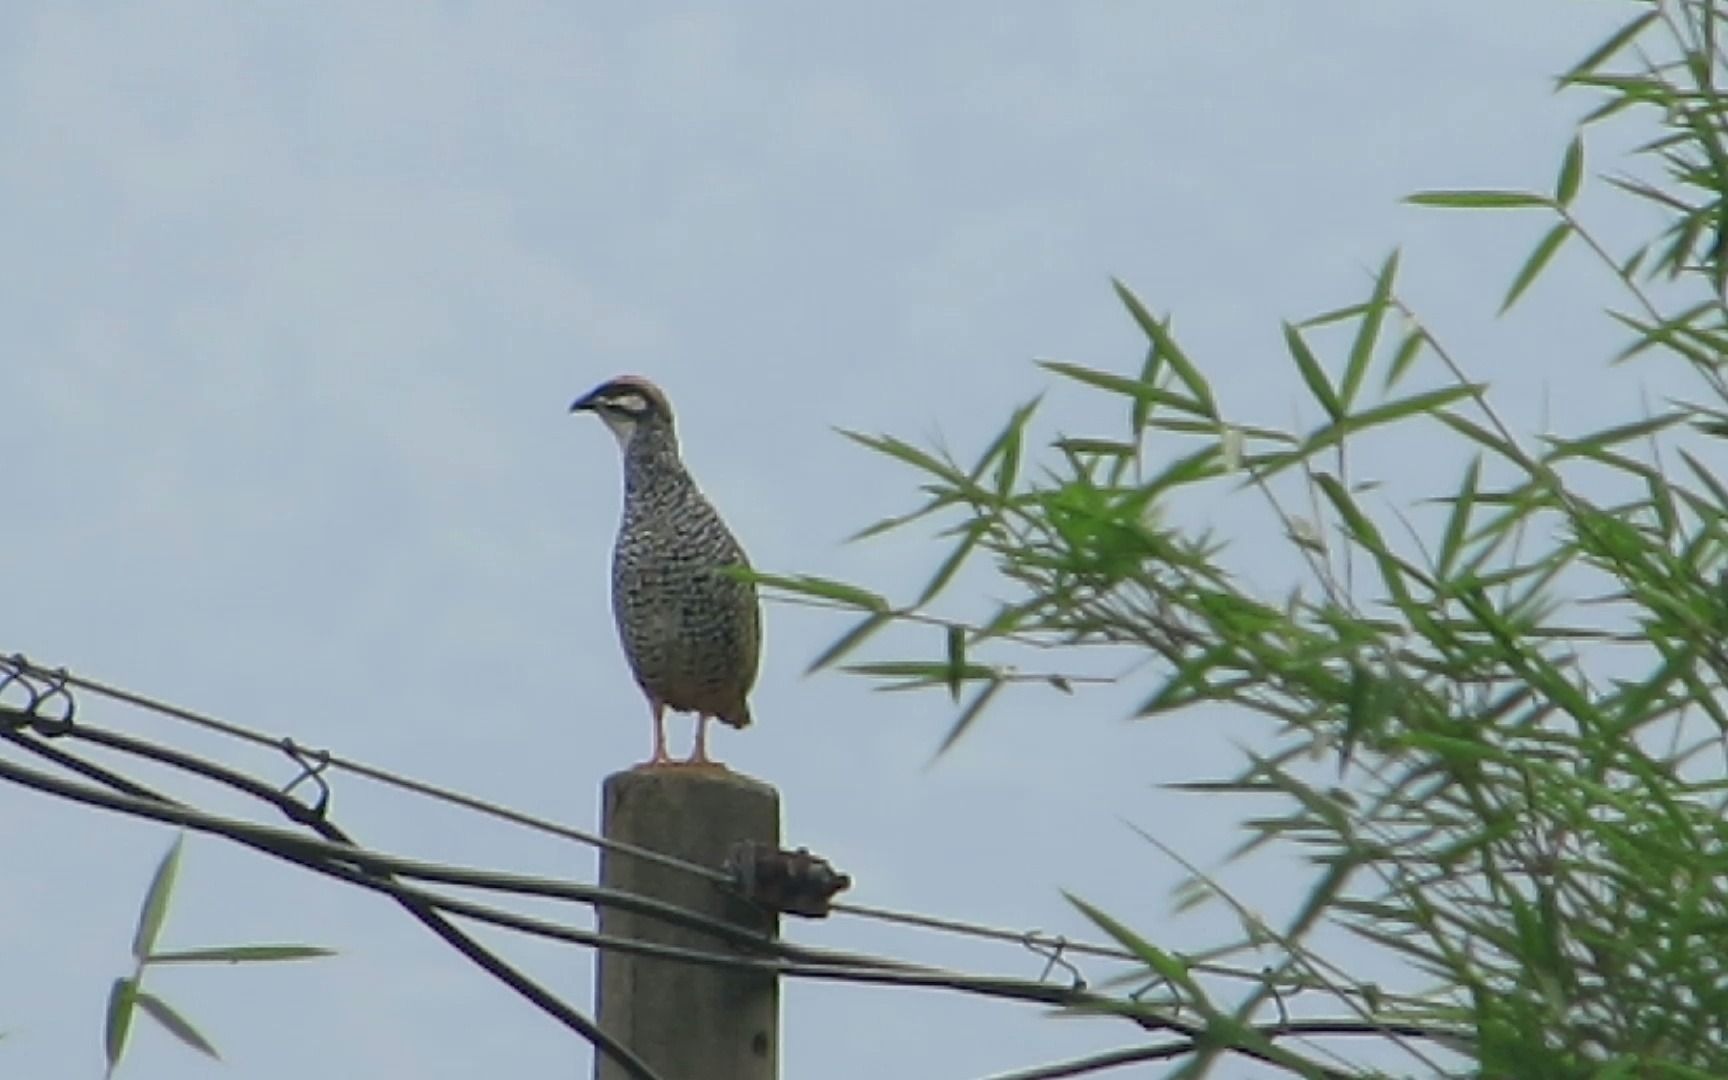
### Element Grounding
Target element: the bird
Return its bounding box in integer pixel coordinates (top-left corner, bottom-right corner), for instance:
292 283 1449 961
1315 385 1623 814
570 375 761 768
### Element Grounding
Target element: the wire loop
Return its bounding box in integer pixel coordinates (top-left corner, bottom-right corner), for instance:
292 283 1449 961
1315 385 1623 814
1022 930 1087 990
280 738 333 818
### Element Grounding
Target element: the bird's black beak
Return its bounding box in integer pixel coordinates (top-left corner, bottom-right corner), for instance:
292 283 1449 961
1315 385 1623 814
569 389 600 413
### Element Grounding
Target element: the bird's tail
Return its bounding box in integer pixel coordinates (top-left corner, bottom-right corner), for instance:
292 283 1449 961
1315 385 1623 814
717 701 752 730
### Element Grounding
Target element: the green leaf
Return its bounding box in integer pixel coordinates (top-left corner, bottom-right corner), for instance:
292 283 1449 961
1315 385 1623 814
1405 190 1550 209
995 404 1030 496
1053 438 1138 457
1299 301 1368 329
1384 325 1427 389
1331 384 1482 439
837 428 959 481
1500 222 1572 314
844 660 995 682
1555 135 1585 206
1283 321 1343 421
1437 457 1483 577
1064 892 1211 1006
1111 280 1218 417
1543 411 1689 457
915 523 985 607
134 991 219 1061
1131 339 1164 435
1559 11 1657 85
132 835 183 961
845 492 963 543
1434 409 1522 461
1341 251 1398 410
104 976 138 1072
1039 361 1166 405
1312 475 1388 561
748 572 890 613
967 397 1039 491
146 944 336 964
806 610 894 674
944 624 966 703
932 678 1004 758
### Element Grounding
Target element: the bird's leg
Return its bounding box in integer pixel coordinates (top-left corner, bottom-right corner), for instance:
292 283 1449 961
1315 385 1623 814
688 714 716 767
644 699 672 767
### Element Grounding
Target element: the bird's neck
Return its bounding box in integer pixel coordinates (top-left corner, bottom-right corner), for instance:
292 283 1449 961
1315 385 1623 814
622 427 690 495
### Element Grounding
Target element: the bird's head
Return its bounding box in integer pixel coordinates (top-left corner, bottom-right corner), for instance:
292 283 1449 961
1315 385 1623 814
569 375 676 450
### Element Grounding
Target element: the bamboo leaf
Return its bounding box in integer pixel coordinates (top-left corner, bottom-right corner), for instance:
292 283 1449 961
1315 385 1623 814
1437 457 1483 577
1065 893 1212 1006
134 991 220 1061
967 397 1040 490
1284 321 1343 421
944 624 966 703
1111 280 1218 417
1434 410 1522 461
932 677 1004 757
845 493 964 543
1300 301 1369 329
1543 411 1689 458
1341 251 1398 409
1501 223 1572 314
747 572 890 613
1053 438 1138 457
1385 325 1427 390
146 944 336 964
104 976 137 1072
915 523 985 607
996 406 1029 496
1555 135 1585 206
1559 11 1657 85
1132 338 1165 436
838 429 960 480
1405 190 1550 209
1330 384 1482 439
132 836 183 961
806 610 894 674
844 660 995 681
1039 361 1166 405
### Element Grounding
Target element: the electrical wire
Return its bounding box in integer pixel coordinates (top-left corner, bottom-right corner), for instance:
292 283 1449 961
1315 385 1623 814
4 654 1141 966
0 657 1461 1078
0 701 930 977
0 725 664 1080
0 745 1097 1009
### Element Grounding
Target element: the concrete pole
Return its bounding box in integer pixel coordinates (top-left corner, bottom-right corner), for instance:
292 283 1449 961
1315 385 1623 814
594 767 780 1080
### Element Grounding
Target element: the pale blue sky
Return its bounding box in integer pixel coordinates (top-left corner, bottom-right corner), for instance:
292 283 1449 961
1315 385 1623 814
2 4 1641 1078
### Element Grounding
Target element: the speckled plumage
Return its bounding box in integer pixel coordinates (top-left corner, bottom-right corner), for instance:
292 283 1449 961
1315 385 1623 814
571 376 760 765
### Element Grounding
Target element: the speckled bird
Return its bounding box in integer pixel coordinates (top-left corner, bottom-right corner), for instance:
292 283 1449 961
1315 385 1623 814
570 376 761 767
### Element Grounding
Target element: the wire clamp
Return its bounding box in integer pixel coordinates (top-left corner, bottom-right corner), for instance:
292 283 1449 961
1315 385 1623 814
723 841 852 918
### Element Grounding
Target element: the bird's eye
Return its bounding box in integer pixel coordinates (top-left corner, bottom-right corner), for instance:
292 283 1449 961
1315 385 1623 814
607 392 650 415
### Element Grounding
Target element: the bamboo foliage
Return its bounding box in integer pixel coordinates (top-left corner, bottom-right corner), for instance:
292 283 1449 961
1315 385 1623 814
761 6 1728 1075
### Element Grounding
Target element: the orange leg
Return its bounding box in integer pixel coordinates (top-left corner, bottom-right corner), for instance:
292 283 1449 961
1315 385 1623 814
688 714 718 766
644 699 672 767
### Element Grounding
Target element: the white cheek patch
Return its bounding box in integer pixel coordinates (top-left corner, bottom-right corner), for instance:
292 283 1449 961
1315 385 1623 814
598 409 638 447
611 392 649 414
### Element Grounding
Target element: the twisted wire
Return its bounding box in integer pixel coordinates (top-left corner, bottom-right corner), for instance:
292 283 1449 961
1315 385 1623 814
0 653 1464 1078
3 652 1139 966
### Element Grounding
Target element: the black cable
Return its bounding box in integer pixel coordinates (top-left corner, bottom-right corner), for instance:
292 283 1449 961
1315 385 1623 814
0 726 663 1080
2 655 1141 965
0 704 917 975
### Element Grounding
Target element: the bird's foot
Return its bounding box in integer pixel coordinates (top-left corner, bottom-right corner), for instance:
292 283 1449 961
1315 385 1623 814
679 755 730 772
633 753 728 771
